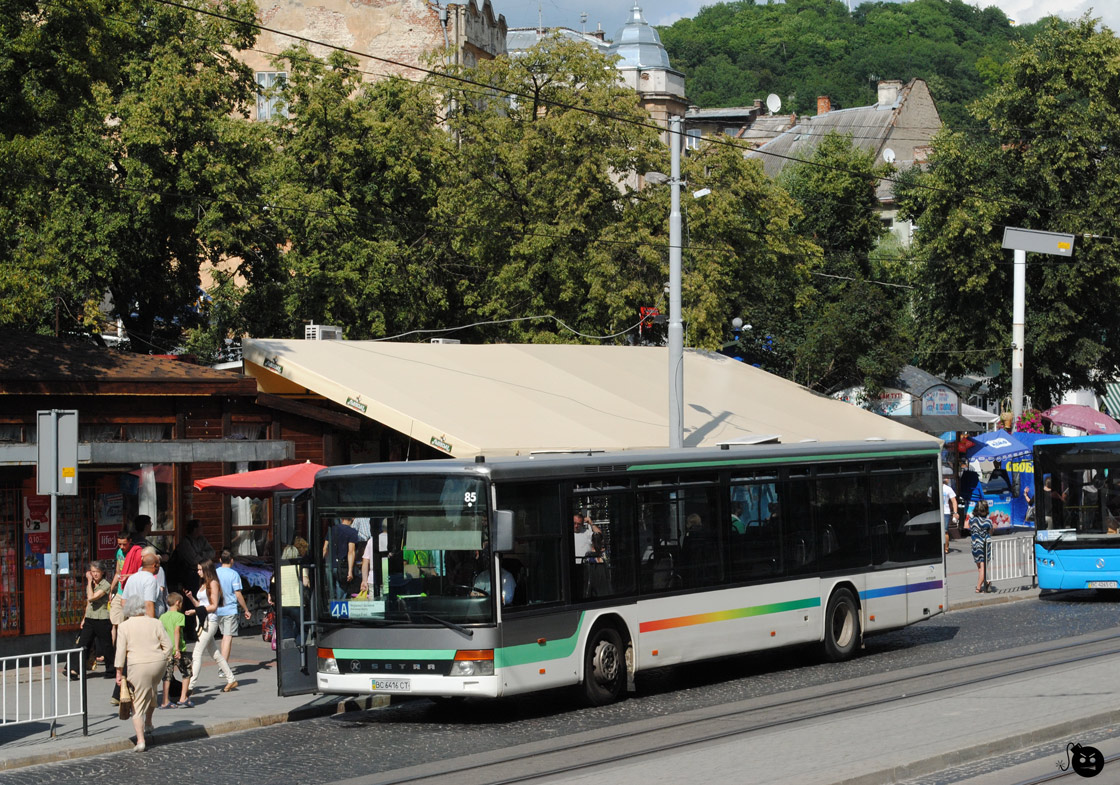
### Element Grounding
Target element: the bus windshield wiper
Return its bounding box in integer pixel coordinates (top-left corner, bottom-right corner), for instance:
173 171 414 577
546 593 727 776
422 613 473 639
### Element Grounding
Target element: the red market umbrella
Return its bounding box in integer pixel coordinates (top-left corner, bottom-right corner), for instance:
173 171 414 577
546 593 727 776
1041 404 1120 435
193 461 326 499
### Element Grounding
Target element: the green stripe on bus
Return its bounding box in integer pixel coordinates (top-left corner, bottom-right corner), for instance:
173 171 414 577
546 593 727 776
627 449 937 472
494 613 586 669
330 648 459 660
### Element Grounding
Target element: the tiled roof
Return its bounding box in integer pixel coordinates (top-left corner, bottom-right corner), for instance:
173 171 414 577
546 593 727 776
749 102 898 178
0 330 255 393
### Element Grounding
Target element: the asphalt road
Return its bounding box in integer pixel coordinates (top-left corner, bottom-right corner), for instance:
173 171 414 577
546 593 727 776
2 591 1118 785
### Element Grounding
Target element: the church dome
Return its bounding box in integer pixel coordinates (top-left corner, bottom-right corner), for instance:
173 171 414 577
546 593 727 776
606 4 672 70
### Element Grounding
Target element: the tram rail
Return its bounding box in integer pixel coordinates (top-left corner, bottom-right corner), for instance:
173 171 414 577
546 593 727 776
354 630 1120 785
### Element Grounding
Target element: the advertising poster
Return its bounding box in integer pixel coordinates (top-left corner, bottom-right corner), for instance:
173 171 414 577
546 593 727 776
97 493 124 558
22 495 51 569
922 385 959 416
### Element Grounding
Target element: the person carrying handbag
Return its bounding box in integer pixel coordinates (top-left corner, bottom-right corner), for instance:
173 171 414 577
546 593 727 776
114 596 172 752
183 559 236 700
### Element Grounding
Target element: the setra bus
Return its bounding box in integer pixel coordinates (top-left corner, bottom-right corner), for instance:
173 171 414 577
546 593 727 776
1034 435 1120 590
273 440 947 704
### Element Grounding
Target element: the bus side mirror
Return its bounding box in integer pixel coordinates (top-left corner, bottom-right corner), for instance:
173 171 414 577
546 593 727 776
493 510 514 553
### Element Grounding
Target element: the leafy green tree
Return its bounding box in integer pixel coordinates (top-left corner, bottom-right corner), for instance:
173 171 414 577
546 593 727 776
433 35 666 343
659 0 1029 128
899 16 1120 405
246 48 451 340
778 133 912 393
431 35 818 351
0 0 270 352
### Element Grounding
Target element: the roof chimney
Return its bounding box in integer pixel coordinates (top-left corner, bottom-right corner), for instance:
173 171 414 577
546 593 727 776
877 80 903 107
817 95 831 115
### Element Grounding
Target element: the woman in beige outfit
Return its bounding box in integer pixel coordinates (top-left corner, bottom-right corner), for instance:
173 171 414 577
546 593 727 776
114 596 171 752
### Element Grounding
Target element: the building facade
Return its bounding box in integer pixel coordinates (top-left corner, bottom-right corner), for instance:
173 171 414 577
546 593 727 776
244 0 508 121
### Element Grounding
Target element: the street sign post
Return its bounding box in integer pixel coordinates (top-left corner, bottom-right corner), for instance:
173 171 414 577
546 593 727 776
1000 229 1076 422
36 409 78 736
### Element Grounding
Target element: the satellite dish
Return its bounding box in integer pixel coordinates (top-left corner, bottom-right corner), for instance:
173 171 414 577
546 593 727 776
882 148 896 164
765 93 781 114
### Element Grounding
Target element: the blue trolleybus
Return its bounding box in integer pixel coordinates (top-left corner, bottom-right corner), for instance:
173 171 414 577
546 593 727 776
273 440 947 704
1034 435 1120 590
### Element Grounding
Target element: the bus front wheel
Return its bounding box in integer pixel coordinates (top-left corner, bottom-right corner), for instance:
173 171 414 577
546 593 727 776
582 626 625 706
822 588 860 662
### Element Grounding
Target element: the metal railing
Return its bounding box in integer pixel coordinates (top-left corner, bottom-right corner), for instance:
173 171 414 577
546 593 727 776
988 534 1037 585
1 648 88 737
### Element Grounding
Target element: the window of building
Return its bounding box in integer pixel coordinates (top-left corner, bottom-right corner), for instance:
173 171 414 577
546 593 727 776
255 71 288 122
685 128 702 150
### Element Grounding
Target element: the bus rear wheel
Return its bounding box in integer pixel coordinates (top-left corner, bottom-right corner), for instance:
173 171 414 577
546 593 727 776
582 626 625 706
822 588 860 662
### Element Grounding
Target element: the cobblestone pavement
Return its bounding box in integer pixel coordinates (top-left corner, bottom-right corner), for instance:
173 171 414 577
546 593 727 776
1 592 1117 785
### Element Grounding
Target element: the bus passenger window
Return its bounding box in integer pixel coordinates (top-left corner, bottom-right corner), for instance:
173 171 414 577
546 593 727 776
637 485 721 592
729 479 781 582
571 493 635 601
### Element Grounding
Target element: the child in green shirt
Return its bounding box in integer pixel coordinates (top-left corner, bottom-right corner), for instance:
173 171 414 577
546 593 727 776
159 592 195 708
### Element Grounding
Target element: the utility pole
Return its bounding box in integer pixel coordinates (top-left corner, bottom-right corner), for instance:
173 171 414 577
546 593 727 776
668 116 683 449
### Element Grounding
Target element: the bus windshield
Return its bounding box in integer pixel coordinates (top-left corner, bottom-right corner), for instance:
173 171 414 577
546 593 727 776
1036 441 1120 538
316 474 493 625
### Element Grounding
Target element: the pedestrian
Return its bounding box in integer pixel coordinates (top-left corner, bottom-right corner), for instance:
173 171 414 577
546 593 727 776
66 561 114 680
114 595 172 753
113 550 160 705
109 529 143 629
131 514 153 550
158 592 193 708
965 499 993 593
184 559 235 696
215 550 251 692
122 552 161 618
139 545 169 617
942 478 958 554
172 519 214 595
323 517 361 597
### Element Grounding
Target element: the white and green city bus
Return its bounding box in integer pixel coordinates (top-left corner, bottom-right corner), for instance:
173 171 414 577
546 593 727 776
273 440 946 705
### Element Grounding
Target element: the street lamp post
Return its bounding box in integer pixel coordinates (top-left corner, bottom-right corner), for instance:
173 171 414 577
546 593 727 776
667 116 683 449
646 116 703 449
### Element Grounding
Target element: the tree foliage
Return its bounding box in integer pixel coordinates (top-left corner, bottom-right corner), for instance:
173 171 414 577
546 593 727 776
247 49 451 341
430 36 667 343
777 133 913 393
0 0 268 352
659 0 1055 128
899 16 1120 406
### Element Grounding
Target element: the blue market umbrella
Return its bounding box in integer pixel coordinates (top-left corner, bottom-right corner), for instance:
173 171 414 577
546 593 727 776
964 430 1032 463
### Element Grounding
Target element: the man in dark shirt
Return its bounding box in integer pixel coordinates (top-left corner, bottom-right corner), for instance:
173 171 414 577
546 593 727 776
322 517 361 598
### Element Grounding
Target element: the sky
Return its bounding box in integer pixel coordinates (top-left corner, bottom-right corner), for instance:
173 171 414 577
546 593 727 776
498 0 1119 34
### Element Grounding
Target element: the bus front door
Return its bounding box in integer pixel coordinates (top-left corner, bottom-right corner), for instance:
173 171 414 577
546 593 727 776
275 496 318 696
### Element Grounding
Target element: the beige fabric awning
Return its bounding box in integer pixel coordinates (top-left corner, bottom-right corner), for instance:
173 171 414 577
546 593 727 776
242 340 937 457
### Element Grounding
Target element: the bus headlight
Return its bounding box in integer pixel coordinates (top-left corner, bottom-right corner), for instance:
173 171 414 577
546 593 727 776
318 648 340 675
451 649 494 677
